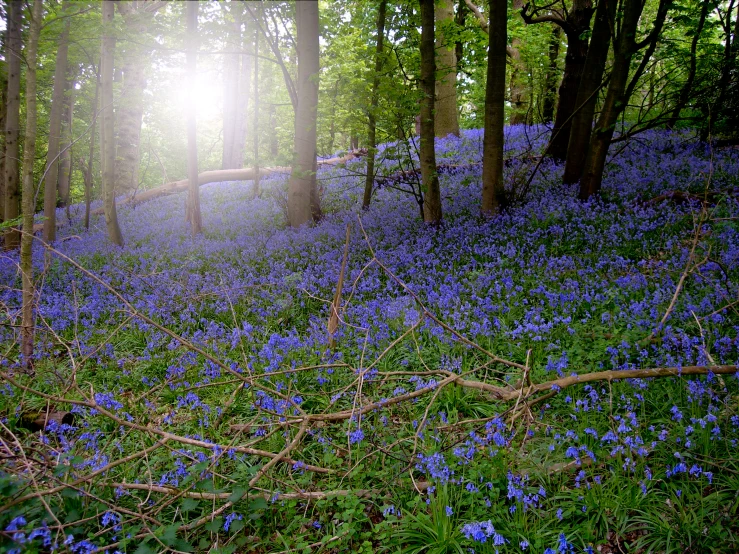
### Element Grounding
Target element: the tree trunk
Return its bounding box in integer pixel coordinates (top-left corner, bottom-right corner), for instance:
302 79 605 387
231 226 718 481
115 4 153 194
563 0 615 184
363 0 387 210
186 0 202 236
4 0 22 249
221 3 251 170
221 3 241 169
481 0 507 215
455 0 468 75
20 0 44 368
43 3 71 243
58 77 75 209
578 0 669 199
85 65 100 230
435 0 459 137
420 0 442 223
508 39 528 124
288 1 321 227
0 54 7 224
545 0 593 161
269 105 278 158
253 22 260 197
666 0 709 128
101 0 124 246
542 26 561 124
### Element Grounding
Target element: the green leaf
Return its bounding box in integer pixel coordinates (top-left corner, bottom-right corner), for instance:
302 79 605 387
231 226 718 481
133 541 157 554
180 498 200 513
228 487 247 503
204 517 224 532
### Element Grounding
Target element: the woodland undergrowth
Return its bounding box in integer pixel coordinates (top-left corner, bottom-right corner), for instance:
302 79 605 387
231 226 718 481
1 127 739 553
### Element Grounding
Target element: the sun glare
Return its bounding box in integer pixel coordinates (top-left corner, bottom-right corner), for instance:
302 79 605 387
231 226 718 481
173 71 222 120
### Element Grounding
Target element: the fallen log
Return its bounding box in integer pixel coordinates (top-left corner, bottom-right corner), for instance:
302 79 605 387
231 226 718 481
92 150 367 214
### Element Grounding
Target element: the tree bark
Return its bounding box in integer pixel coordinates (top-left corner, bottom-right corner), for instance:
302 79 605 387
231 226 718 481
0 53 7 223
288 1 321 227
253 21 260 197
4 0 22 249
455 0 468 75
100 0 124 246
186 0 202 235
481 0 507 215
578 0 670 199
20 0 44 368
420 0 442 224
85 65 100 230
114 4 152 195
542 26 561 124
508 39 528 124
43 3 71 243
58 75 75 210
563 0 615 184
362 0 387 210
434 0 460 137
221 3 251 170
544 0 593 161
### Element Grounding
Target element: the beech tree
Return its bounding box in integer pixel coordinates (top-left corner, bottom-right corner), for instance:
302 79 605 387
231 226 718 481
20 0 44 366
186 0 202 235
435 0 459 137
481 0 507 215
522 0 594 161
287 1 321 227
100 0 124 246
578 0 671 199
419 0 442 224
562 0 614 184
3 0 22 249
221 2 252 171
362 0 387 210
42 1 71 243
115 2 161 194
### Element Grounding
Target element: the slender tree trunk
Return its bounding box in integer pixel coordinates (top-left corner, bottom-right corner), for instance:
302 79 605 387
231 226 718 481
253 22 260 197
58 79 75 209
563 0 615 184
508 39 528 124
435 0 459 137
545 0 593 161
221 3 241 169
43 4 71 243
234 17 252 172
269 105 278 158
85 66 100 230
222 3 252 171
114 6 150 194
20 0 44 368
578 0 669 199
455 0 468 75
0 56 7 224
363 0 387 210
666 0 709 128
101 1 124 246
542 26 561 124
186 0 202 236
481 0 507 215
4 0 22 249
419 0 442 223
288 1 321 227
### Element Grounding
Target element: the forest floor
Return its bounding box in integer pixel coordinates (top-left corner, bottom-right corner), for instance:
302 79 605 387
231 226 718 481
1 126 739 553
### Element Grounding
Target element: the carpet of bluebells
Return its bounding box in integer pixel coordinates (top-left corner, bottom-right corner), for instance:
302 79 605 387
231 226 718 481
1 126 739 553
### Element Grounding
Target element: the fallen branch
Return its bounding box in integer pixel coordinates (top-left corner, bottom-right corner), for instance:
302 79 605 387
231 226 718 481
90 150 367 214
